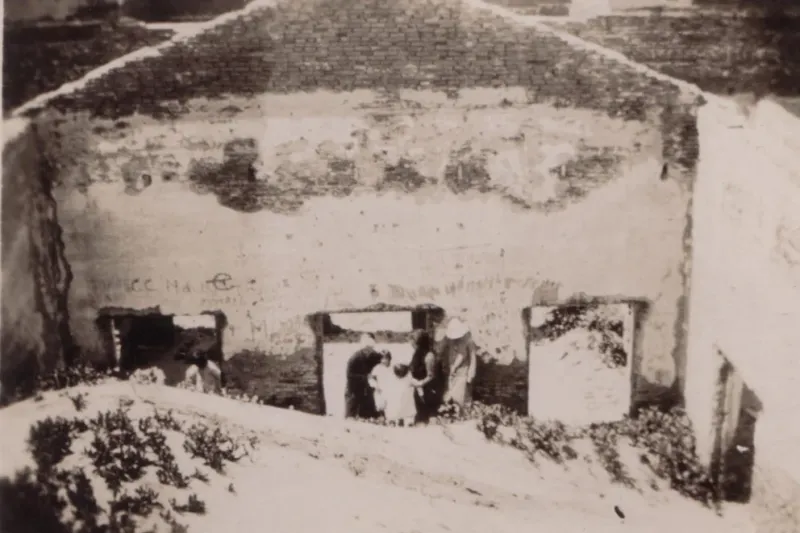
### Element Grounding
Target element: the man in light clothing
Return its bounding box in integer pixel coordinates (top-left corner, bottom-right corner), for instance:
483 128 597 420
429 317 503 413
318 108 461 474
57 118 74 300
183 354 222 394
441 317 477 407
181 335 223 394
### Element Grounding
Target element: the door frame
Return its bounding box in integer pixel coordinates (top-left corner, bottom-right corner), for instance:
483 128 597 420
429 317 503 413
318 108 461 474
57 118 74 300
523 299 644 422
307 304 445 416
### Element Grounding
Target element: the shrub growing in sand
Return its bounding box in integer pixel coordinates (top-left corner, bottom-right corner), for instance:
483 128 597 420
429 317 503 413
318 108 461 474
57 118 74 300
355 399 717 508
469 402 717 508
1 400 258 533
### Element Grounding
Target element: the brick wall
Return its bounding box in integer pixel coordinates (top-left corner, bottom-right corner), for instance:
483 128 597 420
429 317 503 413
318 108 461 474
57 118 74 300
32 0 699 415
551 12 800 97
38 0 691 124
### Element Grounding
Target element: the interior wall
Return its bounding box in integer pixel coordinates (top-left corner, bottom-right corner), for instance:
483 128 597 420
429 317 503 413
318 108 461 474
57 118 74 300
42 87 695 412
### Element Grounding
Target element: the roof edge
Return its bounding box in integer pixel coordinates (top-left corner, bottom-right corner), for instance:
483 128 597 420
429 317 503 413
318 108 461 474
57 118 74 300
460 0 724 109
11 0 280 119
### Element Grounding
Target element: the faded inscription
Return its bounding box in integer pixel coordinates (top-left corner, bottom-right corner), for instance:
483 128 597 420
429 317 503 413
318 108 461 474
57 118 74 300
89 272 243 297
384 275 538 302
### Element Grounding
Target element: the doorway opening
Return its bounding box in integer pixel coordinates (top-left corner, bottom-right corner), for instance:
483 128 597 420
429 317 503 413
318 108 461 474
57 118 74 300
524 301 639 425
308 305 445 418
96 310 226 387
712 350 761 503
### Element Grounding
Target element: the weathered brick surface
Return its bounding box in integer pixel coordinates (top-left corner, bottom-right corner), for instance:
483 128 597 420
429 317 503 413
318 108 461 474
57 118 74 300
550 13 800 97
39 0 688 122
3 23 174 112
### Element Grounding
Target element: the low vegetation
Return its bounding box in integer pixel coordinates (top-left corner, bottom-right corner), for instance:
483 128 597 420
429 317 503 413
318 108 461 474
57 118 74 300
0 392 257 533
435 401 718 508
1 360 718 533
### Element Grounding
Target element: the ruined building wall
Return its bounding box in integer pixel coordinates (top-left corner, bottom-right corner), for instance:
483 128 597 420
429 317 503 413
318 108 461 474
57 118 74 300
1 120 76 399
29 0 700 413
687 99 800 531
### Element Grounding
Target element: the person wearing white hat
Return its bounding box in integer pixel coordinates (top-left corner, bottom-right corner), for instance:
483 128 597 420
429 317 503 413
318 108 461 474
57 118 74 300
441 317 477 407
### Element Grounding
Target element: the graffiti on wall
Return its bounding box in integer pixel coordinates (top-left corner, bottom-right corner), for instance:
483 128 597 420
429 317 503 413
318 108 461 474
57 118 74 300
242 314 312 347
87 272 256 300
381 274 539 302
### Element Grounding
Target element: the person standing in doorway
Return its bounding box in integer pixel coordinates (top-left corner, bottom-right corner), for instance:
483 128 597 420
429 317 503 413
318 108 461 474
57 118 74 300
344 333 383 419
409 330 442 423
441 317 477 408
383 363 418 427
368 350 393 416
180 332 223 394
183 353 223 394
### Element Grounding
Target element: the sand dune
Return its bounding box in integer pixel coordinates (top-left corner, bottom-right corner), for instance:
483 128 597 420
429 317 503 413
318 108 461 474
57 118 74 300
0 382 756 533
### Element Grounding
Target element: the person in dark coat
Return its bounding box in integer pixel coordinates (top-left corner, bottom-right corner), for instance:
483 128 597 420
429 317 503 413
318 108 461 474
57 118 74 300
344 334 384 419
409 330 443 423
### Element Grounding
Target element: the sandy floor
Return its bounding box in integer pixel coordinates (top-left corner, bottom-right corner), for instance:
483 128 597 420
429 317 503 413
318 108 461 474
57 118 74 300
0 382 757 533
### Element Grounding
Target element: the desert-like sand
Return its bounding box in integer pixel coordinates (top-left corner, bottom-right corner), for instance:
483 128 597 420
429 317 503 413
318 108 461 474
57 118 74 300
0 382 757 532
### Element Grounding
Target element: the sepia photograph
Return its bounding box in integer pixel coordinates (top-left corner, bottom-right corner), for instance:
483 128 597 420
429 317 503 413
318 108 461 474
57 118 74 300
1 0 799 532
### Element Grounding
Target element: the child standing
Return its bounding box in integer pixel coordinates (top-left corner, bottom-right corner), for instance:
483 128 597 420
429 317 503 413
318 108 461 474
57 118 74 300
368 351 393 415
383 363 417 427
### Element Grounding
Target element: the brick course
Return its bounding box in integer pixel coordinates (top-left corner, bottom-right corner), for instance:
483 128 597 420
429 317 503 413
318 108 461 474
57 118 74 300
38 0 689 123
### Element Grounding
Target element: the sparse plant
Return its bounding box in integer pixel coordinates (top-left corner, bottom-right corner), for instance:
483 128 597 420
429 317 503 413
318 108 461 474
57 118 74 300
11 399 251 533
153 409 183 432
85 409 150 494
69 392 88 412
586 423 635 488
28 416 80 471
183 424 247 473
35 363 110 393
170 493 206 515
624 406 716 506
138 416 189 488
110 486 162 517
513 417 574 464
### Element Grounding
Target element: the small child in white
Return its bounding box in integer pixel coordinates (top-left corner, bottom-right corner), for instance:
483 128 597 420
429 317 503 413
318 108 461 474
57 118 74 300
383 363 417 427
368 351 393 414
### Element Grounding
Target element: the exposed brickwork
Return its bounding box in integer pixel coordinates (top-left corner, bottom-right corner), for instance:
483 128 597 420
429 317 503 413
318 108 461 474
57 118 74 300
481 0 570 16
223 348 322 413
3 23 174 112
38 0 687 122
549 13 800 97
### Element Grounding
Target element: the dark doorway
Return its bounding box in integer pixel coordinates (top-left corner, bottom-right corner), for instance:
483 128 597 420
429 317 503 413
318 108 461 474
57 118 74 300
97 311 225 386
713 350 762 503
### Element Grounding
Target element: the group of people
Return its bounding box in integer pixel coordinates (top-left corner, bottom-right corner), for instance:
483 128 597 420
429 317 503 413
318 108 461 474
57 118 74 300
344 317 477 425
